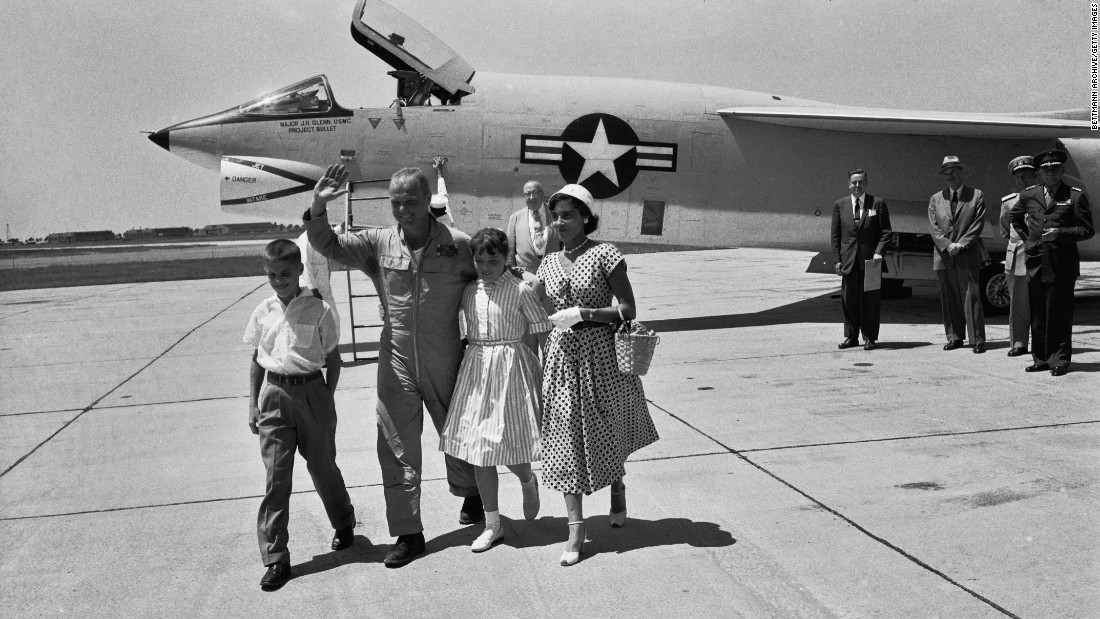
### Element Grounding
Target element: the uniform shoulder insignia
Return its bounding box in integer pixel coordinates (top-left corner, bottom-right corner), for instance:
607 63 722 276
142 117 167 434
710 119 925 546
1001 193 1018 202
1071 186 1083 192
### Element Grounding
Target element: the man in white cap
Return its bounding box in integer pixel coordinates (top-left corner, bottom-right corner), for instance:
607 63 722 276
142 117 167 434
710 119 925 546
296 222 345 319
1009 149 1095 376
507 180 559 274
998 156 1037 357
928 155 987 353
429 156 454 225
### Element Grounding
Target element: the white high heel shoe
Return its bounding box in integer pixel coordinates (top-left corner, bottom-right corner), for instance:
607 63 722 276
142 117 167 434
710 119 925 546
609 486 627 528
560 520 585 566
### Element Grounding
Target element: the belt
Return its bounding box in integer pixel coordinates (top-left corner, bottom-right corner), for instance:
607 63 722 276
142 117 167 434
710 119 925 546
267 370 324 385
469 338 523 346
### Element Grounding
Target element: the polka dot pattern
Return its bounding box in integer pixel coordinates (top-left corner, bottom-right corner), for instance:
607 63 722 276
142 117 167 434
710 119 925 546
536 243 659 495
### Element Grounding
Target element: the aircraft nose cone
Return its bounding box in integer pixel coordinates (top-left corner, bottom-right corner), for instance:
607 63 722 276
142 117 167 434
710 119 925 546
148 128 170 151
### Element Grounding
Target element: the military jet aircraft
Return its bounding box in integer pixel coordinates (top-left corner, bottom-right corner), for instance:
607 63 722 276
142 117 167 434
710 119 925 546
149 0 1098 310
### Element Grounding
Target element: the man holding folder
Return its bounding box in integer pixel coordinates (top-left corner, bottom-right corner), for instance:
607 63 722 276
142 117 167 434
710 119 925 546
832 168 892 350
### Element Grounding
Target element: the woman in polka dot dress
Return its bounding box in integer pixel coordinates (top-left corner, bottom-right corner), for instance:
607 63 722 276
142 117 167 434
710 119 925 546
534 184 659 566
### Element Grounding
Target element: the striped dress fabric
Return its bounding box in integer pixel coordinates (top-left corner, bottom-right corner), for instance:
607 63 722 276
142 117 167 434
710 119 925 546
440 271 552 466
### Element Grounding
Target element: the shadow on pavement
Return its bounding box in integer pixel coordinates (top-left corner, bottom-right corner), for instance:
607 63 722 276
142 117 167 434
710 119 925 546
292 534 384 577
414 516 737 562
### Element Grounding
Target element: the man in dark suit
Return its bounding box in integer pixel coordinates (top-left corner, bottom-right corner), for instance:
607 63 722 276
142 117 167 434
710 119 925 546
929 156 987 353
1009 149 1095 376
832 169 892 350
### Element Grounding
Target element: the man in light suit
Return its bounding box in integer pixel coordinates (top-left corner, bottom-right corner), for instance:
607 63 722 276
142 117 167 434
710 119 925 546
998 156 1037 357
1010 149 1095 376
929 155 987 353
832 169 892 350
506 180 559 274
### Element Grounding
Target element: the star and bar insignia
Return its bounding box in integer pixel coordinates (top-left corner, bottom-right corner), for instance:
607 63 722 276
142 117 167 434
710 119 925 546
521 113 677 199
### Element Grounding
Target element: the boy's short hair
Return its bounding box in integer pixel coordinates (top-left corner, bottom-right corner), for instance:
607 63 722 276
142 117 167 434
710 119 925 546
264 238 301 264
470 227 508 256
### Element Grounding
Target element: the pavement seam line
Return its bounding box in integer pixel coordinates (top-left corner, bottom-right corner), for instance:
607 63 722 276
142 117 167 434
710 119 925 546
0 452 728 522
647 400 1022 619
738 419 1100 453
0 282 266 479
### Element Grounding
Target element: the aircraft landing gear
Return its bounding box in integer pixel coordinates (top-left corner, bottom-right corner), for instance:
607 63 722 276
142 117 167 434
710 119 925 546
881 278 912 299
980 263 1010 315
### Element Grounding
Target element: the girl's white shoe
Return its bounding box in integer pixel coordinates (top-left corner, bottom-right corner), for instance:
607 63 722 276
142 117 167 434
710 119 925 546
472 511 505 553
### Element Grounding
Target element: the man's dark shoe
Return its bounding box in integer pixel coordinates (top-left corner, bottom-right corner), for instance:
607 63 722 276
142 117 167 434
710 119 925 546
459 494 484 525
383 533 425 568
943 340 964 351
1025 363 1050 373
838 339 858 349
1007 347 1028 357
260 562 292 589
863 340 876 351
1051 366 1068 377
972 343 985 354
331 527 354 551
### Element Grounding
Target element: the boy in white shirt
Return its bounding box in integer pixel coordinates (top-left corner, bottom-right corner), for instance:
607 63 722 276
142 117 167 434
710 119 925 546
244 239 355 590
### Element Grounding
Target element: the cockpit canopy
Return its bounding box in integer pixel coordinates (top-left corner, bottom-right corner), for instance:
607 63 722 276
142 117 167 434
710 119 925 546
350 0 475 105
239 76 336 116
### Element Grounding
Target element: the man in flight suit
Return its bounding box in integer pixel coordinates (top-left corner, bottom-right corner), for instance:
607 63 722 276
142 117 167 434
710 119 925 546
1010 149 1095 376
304 164 479 567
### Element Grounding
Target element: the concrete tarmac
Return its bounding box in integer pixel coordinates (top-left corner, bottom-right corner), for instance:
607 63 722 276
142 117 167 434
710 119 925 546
1 248 1097 618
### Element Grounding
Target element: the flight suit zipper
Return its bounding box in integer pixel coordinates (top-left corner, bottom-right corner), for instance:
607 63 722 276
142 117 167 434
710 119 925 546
407 222 436 387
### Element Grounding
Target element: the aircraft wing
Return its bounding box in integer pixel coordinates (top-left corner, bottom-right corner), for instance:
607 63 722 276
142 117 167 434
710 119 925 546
717 106 1096 139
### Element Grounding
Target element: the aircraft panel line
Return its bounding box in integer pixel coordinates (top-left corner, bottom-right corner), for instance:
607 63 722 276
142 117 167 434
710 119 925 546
0 282 267 480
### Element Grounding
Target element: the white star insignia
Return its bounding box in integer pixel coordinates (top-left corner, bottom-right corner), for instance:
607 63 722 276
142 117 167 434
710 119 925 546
565 119 634 187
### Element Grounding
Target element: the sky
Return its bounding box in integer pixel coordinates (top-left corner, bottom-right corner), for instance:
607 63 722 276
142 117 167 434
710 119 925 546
0 0 1089 240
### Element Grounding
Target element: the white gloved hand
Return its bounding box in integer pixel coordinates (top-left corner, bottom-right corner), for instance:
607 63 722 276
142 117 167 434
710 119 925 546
549 307 584 330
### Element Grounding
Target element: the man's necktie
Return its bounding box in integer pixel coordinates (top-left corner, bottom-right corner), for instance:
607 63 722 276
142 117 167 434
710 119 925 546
950 191 959 221
531 208 547 254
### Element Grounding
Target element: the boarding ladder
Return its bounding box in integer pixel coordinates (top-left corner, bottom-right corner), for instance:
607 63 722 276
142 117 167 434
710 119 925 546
341 178 390 363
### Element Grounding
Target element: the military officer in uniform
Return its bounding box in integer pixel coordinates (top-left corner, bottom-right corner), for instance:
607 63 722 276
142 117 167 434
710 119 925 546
998 156 1037 357
1010 149 1095 376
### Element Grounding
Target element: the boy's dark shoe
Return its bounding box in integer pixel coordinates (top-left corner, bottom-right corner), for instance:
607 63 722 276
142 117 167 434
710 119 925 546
459 494 484 525
383 533 425 568
260 562 292 590
331 527 355 551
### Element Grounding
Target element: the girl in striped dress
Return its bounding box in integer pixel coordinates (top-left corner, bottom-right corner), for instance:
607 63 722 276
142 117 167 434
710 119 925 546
440 228 552 552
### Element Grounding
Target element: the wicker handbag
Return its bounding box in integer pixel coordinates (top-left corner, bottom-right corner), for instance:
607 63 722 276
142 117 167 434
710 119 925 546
614 307 659 376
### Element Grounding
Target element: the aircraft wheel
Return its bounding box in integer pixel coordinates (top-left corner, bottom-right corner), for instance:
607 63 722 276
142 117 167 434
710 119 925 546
980 264 1010 315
